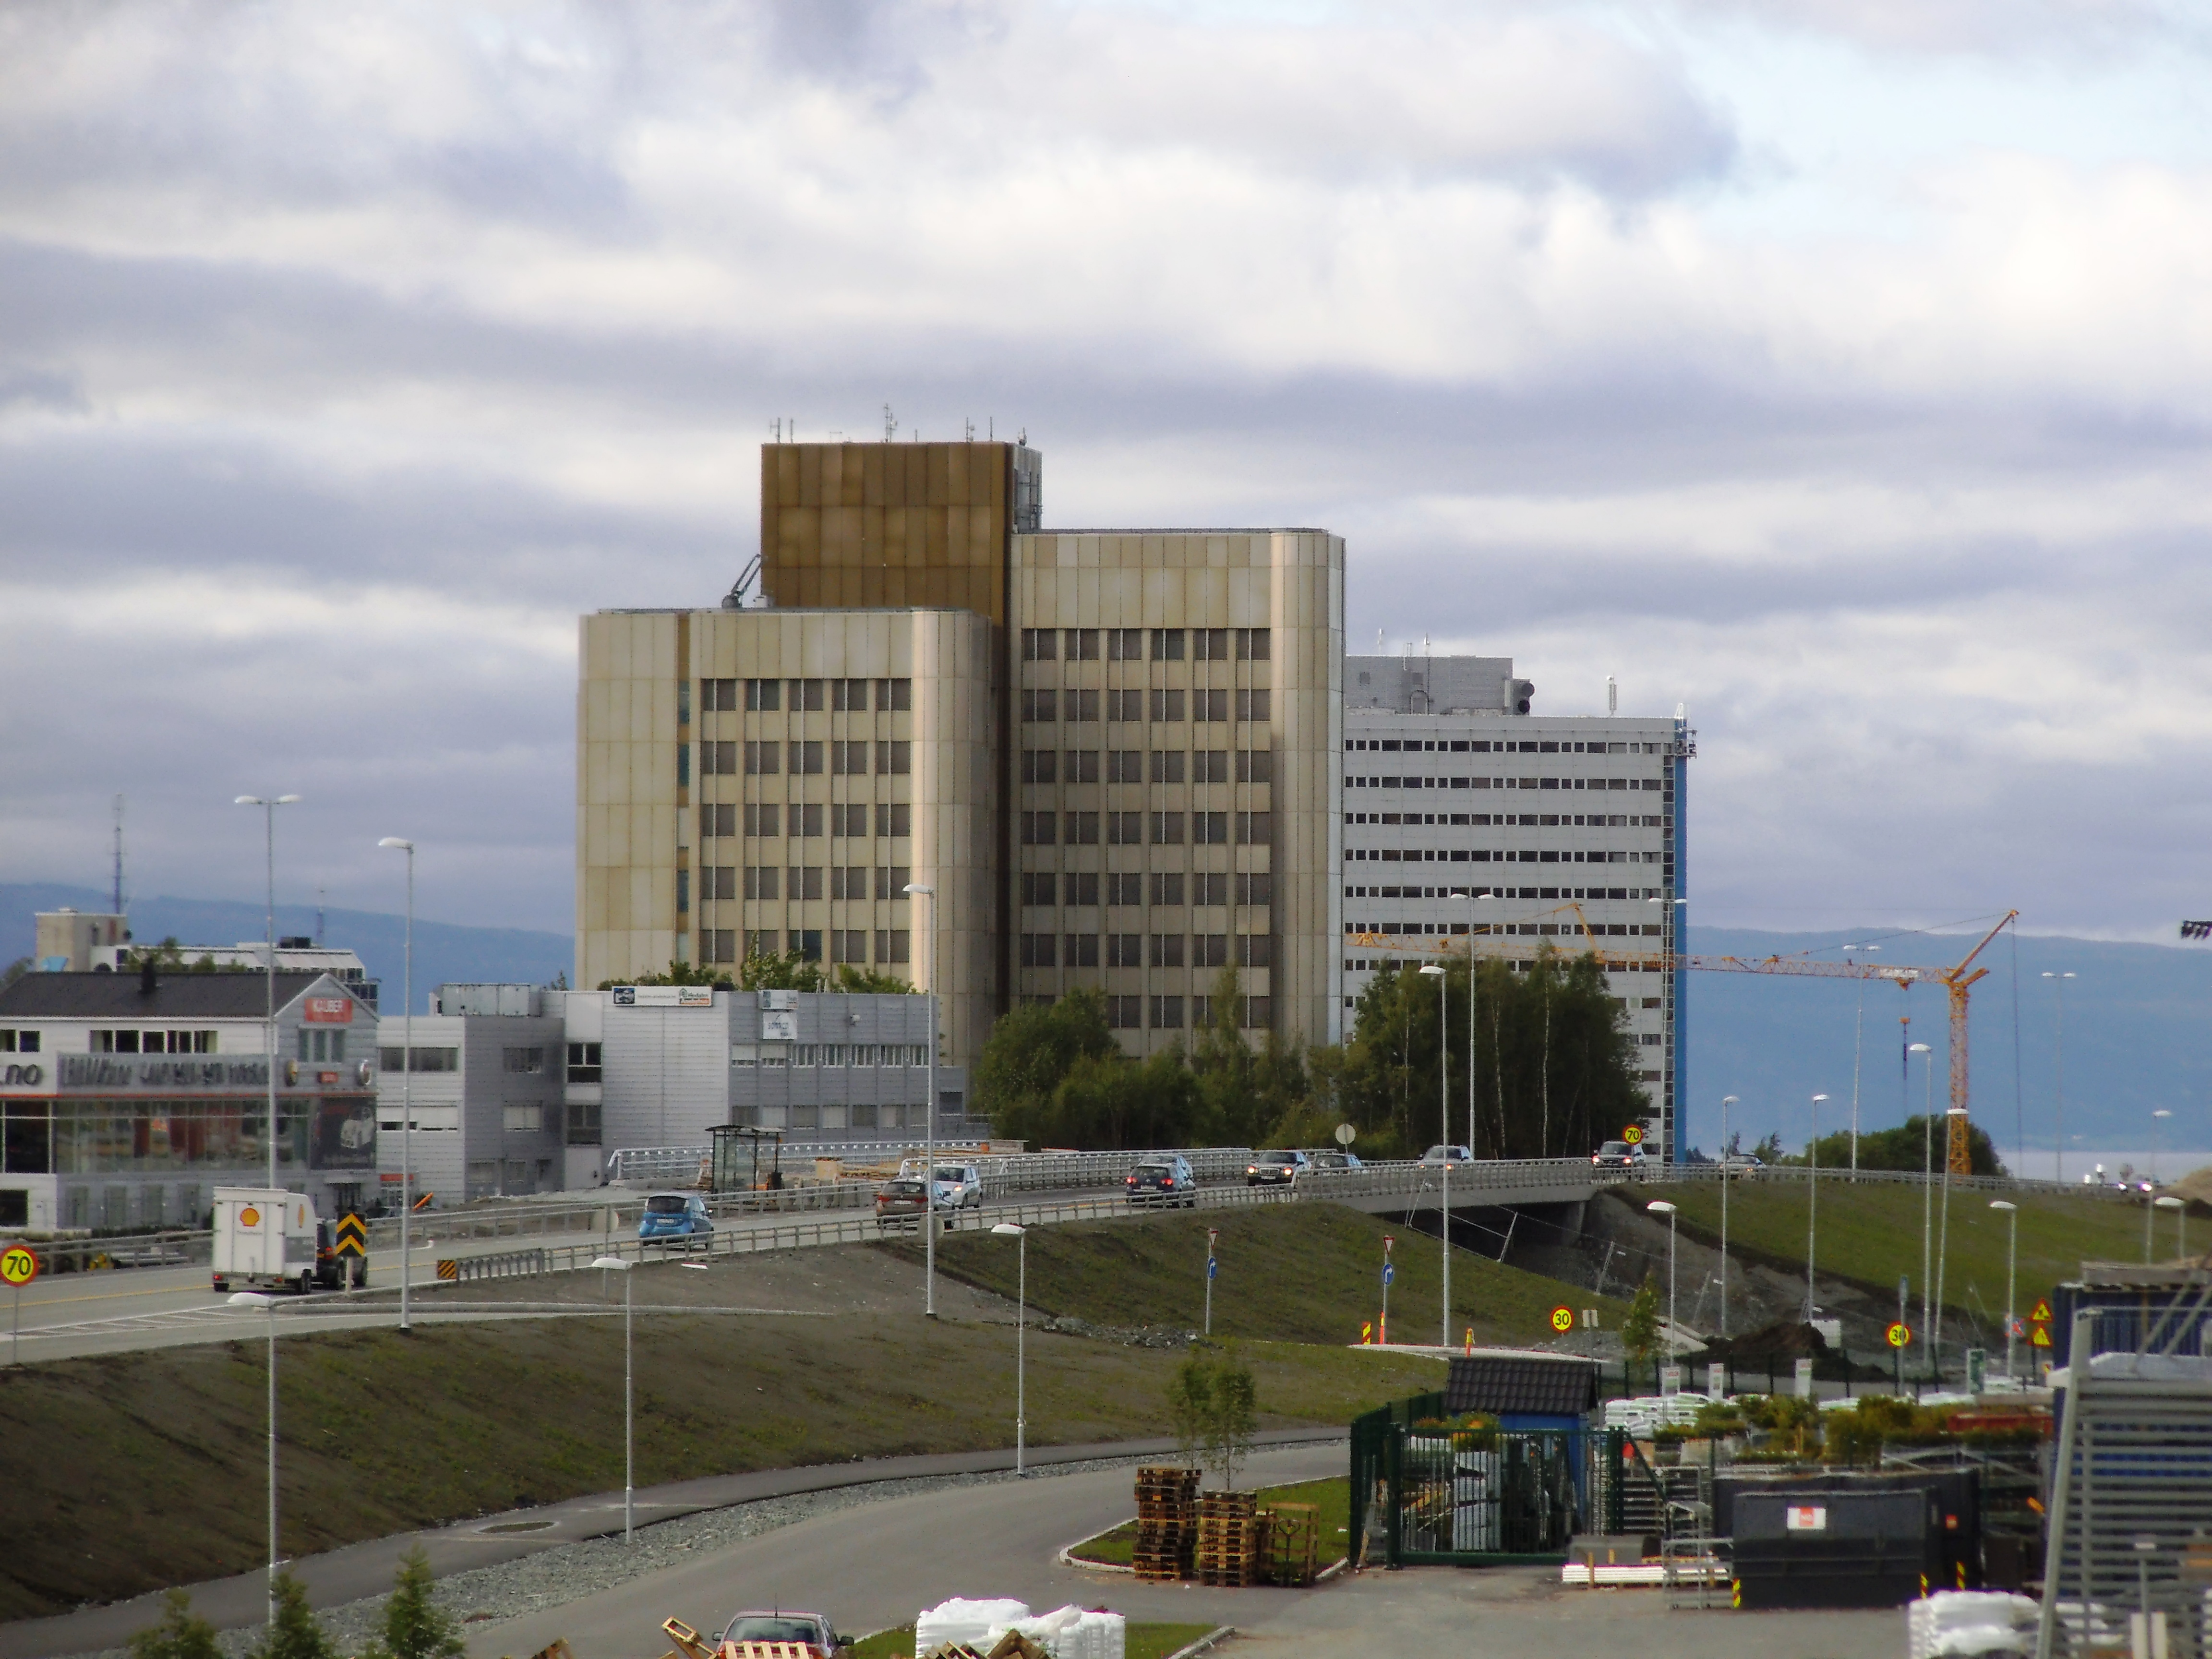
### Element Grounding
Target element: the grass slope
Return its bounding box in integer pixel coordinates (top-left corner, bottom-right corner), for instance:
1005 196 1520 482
1629 1179 2164 1313
881 1203 1632 1347
0 1311 1441 1623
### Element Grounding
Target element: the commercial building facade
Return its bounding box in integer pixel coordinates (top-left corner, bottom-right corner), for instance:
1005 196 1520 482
373 984 566 1204
1340 653 1692 1161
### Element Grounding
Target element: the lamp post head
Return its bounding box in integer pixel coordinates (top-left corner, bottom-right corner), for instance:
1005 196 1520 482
1945 1107 1968 1118
990 1222 1025 1237
902 882 934 896
235 795 300 806
590 1255 630 1271
377 837 413 852
1647 1200 1677 1216
2154 1109 2173 1121
2156 1196 2185 1211
1812 1094 1829 1103
227 1291 275 1309
1419 964 1444 978
1989 1200 2016 1213
1909 1042 1932 1054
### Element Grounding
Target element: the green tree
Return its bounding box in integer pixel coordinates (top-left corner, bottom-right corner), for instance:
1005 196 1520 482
367 1547 465 1659
249 1573 335 1659
128 1591 221 1659
598 958 735 990
1622 1271 1662 1370
974 989 1120 1142
1164 1346 1259 1490
1800 1116 2007 1178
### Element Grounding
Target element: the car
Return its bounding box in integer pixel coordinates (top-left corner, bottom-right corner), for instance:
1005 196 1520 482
719 1610 846 1659
1126 1155 1199 1207
929 1163 984 1219
1309 1150 1363 1171
1420 1145 1474 1166
874 1166 981 1231
1719 1151 1764 1175
1591 1140 1649 1174
1246 1149 1310 1186
637 1191 712 1249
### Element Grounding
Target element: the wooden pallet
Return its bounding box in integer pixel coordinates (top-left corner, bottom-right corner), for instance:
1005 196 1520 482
1259 1502 1319 1587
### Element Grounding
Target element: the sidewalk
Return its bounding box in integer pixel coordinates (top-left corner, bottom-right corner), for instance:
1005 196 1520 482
0 1430 1346 1659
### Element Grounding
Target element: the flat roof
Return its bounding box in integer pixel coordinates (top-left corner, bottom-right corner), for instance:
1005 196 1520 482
0 971 355 1020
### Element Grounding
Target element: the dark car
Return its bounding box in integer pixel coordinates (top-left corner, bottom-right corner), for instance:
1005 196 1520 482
1591 1140 1649 1174
720 1611 846 1659
1246 1149 1310 1186
1126 1155 1199 1208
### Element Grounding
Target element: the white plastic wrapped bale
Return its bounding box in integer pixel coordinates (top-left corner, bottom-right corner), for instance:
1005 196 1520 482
1906 1591 2040 1659
915 1599 1031 1652
1004 1606 1126 1659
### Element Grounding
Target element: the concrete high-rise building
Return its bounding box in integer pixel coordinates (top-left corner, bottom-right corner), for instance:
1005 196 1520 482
1339 652 1692 1160
576 441 1346 1079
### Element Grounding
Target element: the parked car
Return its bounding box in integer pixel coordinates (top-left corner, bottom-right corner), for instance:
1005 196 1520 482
1126 1155 1199 1207
638 1191 712 1249
1246 1149 1311 1186
1591 1140 1649 1174
719 1611 846 1659
1310 1150 1363 1171
1420 1145 1474 1166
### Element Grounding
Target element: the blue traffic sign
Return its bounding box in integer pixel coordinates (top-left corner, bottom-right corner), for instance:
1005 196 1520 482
1382 1263 1395 1286
1207 1258 1218 1280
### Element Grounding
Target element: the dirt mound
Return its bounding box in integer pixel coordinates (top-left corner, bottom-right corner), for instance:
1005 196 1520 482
2167 1165 2212 1207
1698 1319 1831 1362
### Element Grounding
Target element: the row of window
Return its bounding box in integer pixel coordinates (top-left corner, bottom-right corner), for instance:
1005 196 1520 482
1021 810 1273 846
1022 749 1274 785
703 866 914 902
731 1043 931 1068
697 677 913 714
89 1029 216 1054
1021 689 1272 724
1348 775 1662 793
698 929 911 965
1021 871 1273 907
1348 812 1663 828
1022 627 1270 663
0 1030 42 1052
378 1046 462 1072
295 1029 349 1062
697 739 913 778
1345 884 1660 902
1097 994 1268 1030
566 1041 603 1083
700 802 915 839
1346 738 1669 755
1019 934 1274 969
1347 848 1666 865
1346 920 1677 944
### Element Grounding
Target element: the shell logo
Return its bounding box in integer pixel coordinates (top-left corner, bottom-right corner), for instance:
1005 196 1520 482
240 1206 261 1228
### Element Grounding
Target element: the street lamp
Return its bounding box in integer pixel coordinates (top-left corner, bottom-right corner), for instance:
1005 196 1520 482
1989 1201 2019 1382
2152 1109 2173 1184
234 795 300 1198
1909 1041 1935 1376
1648 896 1689 1162
589 1255 635 1540
2141 1183 2159 1264
376 838 415 1331
1455 892 1481 1155
2043 972 2075 1184
1420 962 1450 1347
1806 1094 1829 1323
1204 1228 1218 1337
1719 1095 1738 1339
1648 1200 1679 1367
227 1289 280 1628
903 882 938 1319
991 1222 1028 1473
2156 1195 2187 1261
1934 1106 1968 1376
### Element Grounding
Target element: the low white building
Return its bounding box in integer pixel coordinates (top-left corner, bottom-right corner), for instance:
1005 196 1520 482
374 984 566 1205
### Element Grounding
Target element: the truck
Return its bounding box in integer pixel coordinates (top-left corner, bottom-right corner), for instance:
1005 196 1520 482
210 1187 360 1294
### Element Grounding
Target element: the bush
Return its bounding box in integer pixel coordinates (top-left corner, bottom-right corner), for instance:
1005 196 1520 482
128 1591 221 1659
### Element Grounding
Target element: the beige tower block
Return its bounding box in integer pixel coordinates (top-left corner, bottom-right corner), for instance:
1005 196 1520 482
576 607 997 1063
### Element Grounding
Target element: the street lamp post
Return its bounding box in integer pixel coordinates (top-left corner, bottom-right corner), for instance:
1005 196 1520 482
1989 1201 2019 1382
903 882 938 1318
590 1256 635 1540
2142 1183 2159 1264
1719 1095 1738 1339
2156 1195 2187 1261
1204 1228 1218 1336
376 838 415 1330
1420 962 1449 1347
992 1222 1028 1472
1806 1094 1828 1323
2152 1109 2173 1185
2043 972 2074 1183
1909 1041 1935 1378
1457 892 1480 1155
227 1290 281 1627
1934 1106 1968 1377
1648 1200 1679 1368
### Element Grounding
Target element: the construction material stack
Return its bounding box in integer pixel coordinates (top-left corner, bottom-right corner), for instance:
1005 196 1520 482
1132 1467 1198 1583
1195 1490 1262 1588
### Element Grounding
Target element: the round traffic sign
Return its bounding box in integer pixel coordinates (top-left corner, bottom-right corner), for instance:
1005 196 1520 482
1886 1321 1912 1349
1334 1123 1357 1146
1382 1263 1395 1286
0 1245 37 1288
1622 1125 1645 1146
1551 1305 1575 1333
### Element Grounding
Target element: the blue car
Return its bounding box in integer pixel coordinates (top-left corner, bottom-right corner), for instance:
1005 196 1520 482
638 1191 712 1250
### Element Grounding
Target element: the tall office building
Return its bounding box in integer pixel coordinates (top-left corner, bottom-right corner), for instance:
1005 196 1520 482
576 441 1346 1071
1339 653 1692 1160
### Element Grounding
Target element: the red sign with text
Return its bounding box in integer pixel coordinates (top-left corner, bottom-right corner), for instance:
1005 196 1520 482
302 998 354 1024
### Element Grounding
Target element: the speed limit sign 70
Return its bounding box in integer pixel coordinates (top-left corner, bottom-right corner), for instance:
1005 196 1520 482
0 1246 36 1288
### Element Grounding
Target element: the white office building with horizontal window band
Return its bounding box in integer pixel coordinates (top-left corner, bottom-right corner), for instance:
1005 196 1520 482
1340 653 1692 1162
374 983 566 1204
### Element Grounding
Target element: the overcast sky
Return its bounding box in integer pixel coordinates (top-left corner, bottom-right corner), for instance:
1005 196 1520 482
5 0 2211 953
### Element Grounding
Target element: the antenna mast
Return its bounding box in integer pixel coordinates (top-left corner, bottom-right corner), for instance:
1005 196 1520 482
111 794 126 916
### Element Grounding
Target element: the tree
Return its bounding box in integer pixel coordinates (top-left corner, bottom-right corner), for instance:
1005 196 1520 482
249 1573 335 1659
128 1591 221 1659
1801 1116 2007 1178
594 952 914 996
1165 1346 1259 1490
368 1547 465 1659
973 989 1120 1141
1622 1271 1662 1370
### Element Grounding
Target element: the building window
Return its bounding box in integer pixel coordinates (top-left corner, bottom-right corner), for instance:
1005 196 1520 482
787 929 823 961
1192 995 1215 1028
745 740 780 776
1022 688 1058 722
1022 872 1057 906
1067 811 1100 844
1152 871 1187 906
876 866 912 898
830 677 869 712
565 1100 602 1145
1107 995 1142 1029
1236 811 1272 844
798 803 824 836
876 929 910 963
1022 811 1057 846
1066 934 1100 967
1193 934 1228 968
831 803 866 837
377 1046 458 1073
1241 996 1272 1028
1192 627 1229 661
1107 689 1143 722
1107 627 1142 661
1194 811 1228 844
0 1029 40 1053
745 866 780 900
503 1105 544 1132
1021 933 1058 968
876 740 911 774
832 929 869 963
745 678 781 711
502 1047 545 1074
1150 995 1184 1029
1107 873 1143 907
790 740 824 775
788 866 824 901
1190 750 1227 784
1065 748 1100 783
1237 749 1273 783
1150 811 1184 844
1106 749 1142 783
831 740 868 775
702 803 735 838
1063 689 1096 721
1107 810 1142 845
1235 689 1271 722
1106 933 1142 969
676 742 690 787
745 803 781 837
700 677 737 712
1236 872 1273 906
1068 871 1100 906
1022 749 1058 784
876 678 912 711
830 866 868 900
676 869 690 914
1066 628 1099 660
1150 628 1185 661
1235 628 1270 661
1237 935 1273 968
1150 934 1185 968
876 802 909 837
1022 627 1058 661
1149 689 1185 722
788 678 825 711
1193 689 1229 722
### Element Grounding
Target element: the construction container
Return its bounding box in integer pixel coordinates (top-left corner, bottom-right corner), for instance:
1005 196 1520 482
1722 1471 1979 1610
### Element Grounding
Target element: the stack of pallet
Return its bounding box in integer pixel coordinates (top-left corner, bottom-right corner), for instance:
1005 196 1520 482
1259 1501 1319 1587
1132 1466 1200 1582
1195 1490 1262 1587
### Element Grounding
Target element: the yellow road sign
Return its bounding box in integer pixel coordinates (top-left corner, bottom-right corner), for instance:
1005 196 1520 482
0 1245 37 1287
436 1259 459 1281
2030 1324 2052 1348
2029 1298 2054 1323
1622 1125 1644 1145
1886 1321 1912 1348
1551 1305 1575 1333
333 1214 367 1257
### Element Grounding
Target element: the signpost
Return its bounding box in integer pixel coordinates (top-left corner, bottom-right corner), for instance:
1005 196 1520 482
333 1214 367 1291
1204 1228 1219 1337
1381 1236 1395 1346
2029 1297 2053 1355
2 1244 36 1366
1887 1319 1911 1391
1622 1124 1644 1146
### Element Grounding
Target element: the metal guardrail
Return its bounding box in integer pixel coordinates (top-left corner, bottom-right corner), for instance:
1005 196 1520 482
1649 1163 2138 1201
437 1249 549 1284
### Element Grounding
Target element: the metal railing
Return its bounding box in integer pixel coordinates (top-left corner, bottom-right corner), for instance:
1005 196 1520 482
1648 1163 2137 1201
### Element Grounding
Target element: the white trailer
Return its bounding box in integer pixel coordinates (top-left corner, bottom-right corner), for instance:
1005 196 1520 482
211 1187 334 1293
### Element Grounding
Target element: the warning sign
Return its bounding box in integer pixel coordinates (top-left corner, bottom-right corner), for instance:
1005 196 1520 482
436 1259 459 1281
333 1214 367 1258
2029 1298 2053 1323
2030 1324 2053 1349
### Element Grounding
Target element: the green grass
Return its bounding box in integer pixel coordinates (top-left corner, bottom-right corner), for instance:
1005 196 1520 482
1628 1178 2162 1314
1067 1476 1350 1571
850 1623 1215 1659
880 1203 1632 1348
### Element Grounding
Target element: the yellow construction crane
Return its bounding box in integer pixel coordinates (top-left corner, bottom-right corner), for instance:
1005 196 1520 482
1350 904 2020 1173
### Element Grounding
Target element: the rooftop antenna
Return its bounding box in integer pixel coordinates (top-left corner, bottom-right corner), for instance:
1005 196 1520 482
882 404 897 443
964 418 974 441
1376 629 1385 653
989 416 994 440
111 794 126 916
315 887 325 946
1607 675 1617 715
